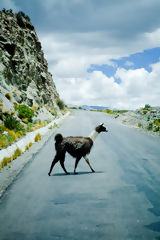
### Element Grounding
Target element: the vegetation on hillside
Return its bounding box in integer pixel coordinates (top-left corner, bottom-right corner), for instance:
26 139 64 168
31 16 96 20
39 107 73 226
56 98 65 110
92 108 128 114
0 100 59 150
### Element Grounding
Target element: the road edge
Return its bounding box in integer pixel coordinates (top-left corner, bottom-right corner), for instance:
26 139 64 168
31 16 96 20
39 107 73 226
0 111 71 199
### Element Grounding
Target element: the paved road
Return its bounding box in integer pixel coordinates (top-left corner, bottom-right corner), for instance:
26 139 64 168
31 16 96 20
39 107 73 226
0 110 160 240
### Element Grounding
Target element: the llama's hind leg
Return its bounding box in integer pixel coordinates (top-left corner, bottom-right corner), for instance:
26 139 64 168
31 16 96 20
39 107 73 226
60 155 70 175
83 156 95 172
60 161 69 175
74 157 81 174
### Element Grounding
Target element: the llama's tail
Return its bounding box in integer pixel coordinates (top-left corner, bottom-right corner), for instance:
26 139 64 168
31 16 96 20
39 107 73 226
55 133 63 144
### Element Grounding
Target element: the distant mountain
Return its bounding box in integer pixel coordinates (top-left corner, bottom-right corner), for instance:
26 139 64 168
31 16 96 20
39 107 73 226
90 106 108 110
68 104 109 110
81 105 108 110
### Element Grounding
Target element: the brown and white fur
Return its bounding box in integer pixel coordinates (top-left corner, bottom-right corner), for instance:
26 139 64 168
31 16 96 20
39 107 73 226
48 124 108 176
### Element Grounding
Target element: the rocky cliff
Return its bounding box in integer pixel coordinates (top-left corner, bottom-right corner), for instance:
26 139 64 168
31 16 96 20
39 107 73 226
0 9 62 117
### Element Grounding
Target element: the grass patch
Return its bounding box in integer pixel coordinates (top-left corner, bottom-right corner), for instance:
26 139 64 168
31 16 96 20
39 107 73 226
27 120 48 132
12 148 22 160
34 133 41 142
0 157 12 169
0 135 8 148
25 145 29 151
29 142 33 147
0 127 22 149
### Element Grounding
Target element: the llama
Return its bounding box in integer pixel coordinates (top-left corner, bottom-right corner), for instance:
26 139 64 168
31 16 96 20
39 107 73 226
48 123 108 176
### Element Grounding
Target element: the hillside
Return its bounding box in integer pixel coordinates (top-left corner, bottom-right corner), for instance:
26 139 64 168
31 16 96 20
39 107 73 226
114 105 160 137
0 9 66 150
93 105 160 137
0 9 63 113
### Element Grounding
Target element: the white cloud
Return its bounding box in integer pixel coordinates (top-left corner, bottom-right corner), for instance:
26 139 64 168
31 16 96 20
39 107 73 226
144 28 160 48
54 62 160 110
35 0 160 109
38 28 160 109
39 32 117 78
0 0 160 109
39 26 160 79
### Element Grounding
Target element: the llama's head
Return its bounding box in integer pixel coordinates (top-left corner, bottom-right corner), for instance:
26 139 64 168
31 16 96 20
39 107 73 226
95 123 108 133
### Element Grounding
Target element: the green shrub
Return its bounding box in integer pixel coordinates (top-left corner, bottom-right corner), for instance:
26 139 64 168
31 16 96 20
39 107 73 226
17 104 34 122
143 110 148 114
144 104 151 110
56 98 65 110
51 107 57 117
27 122 33 132
147 123 153 131
16 11 30 21
6 135 13 145
0 125 4 134
153 126 160 132
14 102 19 110
154 119 160 126
138 122 142 128
4 115 25 133
22 118 28 124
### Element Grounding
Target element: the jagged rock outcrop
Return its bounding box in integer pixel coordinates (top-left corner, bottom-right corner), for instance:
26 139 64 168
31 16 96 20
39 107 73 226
0 10 61 115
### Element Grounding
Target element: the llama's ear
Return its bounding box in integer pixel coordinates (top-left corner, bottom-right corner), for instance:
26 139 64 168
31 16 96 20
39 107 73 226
101 123 104 126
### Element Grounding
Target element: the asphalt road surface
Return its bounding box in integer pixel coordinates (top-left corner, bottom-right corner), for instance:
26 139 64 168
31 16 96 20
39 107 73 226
0 110 160 240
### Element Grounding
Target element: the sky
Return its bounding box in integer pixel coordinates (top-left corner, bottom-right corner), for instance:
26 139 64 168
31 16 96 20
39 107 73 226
1 0 160 109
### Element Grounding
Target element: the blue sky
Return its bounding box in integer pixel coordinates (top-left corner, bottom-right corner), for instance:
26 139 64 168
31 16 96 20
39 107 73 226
88 47 160 77
0 0 160 109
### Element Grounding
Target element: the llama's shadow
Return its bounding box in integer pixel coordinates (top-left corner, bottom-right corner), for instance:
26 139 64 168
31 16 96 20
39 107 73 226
52 171 104 176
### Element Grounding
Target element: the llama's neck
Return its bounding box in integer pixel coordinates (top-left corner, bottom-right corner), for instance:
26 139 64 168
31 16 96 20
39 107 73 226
89 130 99 142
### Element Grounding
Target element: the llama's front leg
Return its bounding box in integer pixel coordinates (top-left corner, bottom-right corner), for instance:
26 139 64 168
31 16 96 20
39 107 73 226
83 156 95 172
74 157 81 174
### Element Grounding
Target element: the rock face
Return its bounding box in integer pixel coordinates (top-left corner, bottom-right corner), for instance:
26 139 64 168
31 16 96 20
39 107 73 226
115 106 160 137
0 10 61 115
